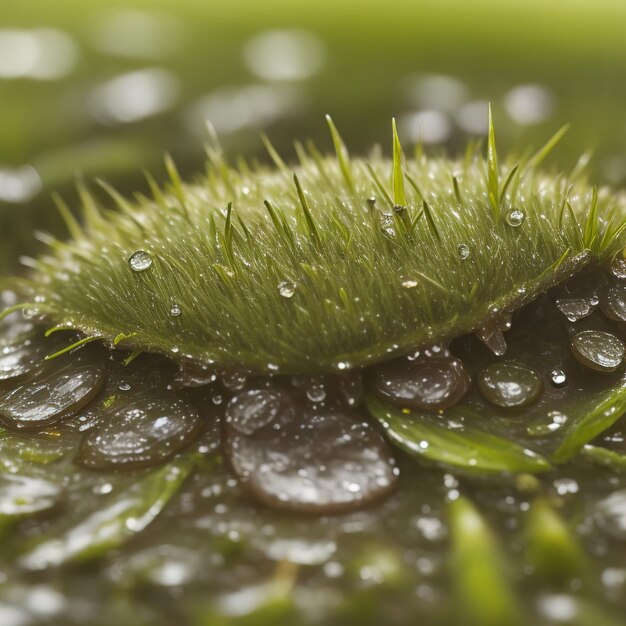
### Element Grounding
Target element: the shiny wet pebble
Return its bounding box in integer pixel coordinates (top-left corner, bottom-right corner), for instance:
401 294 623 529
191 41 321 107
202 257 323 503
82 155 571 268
227 390 398 513
0 474 62 516
79 394 202 469
371 356 470 411
571 330 625 372
477 362 543 408
0 364 105 429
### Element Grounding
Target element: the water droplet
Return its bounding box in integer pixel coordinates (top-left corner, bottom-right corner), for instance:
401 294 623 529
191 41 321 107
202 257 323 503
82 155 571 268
401 279 418 289
226 396 397 513
128 250 153 272
610 258 626 280
457 243 470 260
477 362 543 408
222 371 248 391
79 394 202 469
226 388 287 435
600 284 626 322
571 330 625 372
306 381 327 403
555 297 593 322
474 320 507 356
169 304 181 317
371 355 470 411
550 369 567 387
278 280 295 298
505 208 525 227
0 363 105 430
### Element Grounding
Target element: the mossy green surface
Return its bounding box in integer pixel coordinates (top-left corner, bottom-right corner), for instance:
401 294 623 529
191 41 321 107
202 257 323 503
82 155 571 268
11 121 626 374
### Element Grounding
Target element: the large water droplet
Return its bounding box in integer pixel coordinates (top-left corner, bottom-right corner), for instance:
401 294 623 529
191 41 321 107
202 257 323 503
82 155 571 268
610 258 626 280
79 394 202 469
227 401 397 513
600 284 626 322
0 363 105 430
477 362 543 408
555 297 593 322
571 330 625 372
278 280 296 298
505 208 525 227
128 250 153 272
169 303 181 317
457 243 470 260
371 355 470 411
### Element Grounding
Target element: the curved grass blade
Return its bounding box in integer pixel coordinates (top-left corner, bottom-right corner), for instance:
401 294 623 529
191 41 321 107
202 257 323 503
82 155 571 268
19 453 197 570
365 395 551 474
448 496 522 626
580 444 626 473
551 376 626 463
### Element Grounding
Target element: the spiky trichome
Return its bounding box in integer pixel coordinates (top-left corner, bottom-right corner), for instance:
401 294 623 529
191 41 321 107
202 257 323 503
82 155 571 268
7 121 626 374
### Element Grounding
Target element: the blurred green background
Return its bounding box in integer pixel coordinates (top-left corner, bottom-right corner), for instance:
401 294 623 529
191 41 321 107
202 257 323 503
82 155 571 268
2 0 626 272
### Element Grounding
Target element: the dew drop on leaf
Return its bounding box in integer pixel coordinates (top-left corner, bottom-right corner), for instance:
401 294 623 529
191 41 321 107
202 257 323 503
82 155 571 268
169 304 181 317
128 250 153 272
401 279 418 289
278 280 296 298
505 208 525 227
457 243 470 260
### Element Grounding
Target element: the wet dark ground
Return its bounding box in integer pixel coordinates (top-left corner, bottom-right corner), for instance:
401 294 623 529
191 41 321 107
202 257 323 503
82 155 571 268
1 268 626 625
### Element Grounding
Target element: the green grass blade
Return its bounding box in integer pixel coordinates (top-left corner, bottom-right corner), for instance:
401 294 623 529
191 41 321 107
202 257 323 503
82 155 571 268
365 394 551 474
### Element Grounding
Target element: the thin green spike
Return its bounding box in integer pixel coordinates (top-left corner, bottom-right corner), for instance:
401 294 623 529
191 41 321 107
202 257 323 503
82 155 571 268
45 336 100 361
53 192 83 240
528 124 570 169
260 133 288 171
414 270 446 293
499 165 519 205
487 104 500 221
164 153 188 213
325 115 355 194
0 303 37 322
113 332 138 346
293 174 320 246
421 200 441 242
452 175 463 204
583 185 599 249
122 349 142 366
44 325 72 337
391 118 407 207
